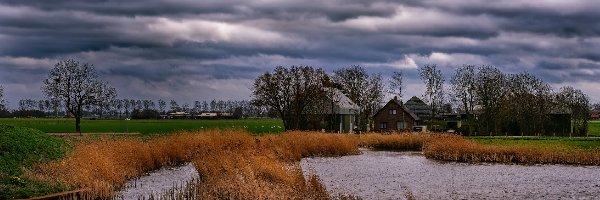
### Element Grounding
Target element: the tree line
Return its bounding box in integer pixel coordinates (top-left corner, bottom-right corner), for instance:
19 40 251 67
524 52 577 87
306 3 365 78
0 98 270 119
252 64 598 136
423 64 592 136
252 65 385 131
0 59 599 135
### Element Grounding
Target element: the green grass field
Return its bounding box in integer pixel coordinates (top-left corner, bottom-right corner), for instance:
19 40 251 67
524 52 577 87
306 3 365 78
0 118 285 134
0 125 70 199
589 120 600 137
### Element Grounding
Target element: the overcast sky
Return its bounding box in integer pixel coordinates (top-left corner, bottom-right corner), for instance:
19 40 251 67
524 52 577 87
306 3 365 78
1 0 599 108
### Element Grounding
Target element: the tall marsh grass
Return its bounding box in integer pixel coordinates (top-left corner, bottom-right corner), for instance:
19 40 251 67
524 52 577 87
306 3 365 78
28 131 600 199
31 130 359 199
359 133 433 151
423 135 600 165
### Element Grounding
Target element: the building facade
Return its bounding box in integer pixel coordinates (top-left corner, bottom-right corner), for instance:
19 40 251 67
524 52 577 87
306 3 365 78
373 97 420 132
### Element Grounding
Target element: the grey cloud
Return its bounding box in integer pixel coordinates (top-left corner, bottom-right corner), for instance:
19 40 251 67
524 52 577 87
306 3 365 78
0 0 599 107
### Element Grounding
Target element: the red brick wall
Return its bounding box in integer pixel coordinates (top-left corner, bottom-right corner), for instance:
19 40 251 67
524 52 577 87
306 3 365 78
373 101 416 132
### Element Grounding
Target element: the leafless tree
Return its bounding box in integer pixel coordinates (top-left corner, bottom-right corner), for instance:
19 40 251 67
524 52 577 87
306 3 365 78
475 66 506 135
592 103 600 112
0 85 6 111
450 65 477 135
389 71 404 99
333 65 384 131
556 86 590 136
419 64 445 123
158 99 166 114
252 66 328 130
503 72 552 136
42 59 116 134
170 100 179 112
123 99 132 117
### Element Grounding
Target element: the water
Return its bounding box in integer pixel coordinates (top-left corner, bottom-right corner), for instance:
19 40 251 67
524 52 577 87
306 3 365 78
301 149 600 200
116 163 199 200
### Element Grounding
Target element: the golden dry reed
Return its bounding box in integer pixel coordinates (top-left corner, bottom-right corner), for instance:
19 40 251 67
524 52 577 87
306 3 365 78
180 131 360 200
29 131 600 199
359 133 434 151
423 135 600 165
31 130 359 199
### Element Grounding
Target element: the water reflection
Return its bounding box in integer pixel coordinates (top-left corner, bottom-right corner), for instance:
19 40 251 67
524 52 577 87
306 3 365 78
301 149 600 200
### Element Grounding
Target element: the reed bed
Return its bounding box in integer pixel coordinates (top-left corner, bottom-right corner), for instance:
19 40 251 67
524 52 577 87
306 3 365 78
358 133 434 151
30 130 360 199
28 131 600 199
423 135 600 165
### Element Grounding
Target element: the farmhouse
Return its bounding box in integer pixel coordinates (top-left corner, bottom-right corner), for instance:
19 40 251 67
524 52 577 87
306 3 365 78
321 89 359 133
373 96 420 132
300 88 359 133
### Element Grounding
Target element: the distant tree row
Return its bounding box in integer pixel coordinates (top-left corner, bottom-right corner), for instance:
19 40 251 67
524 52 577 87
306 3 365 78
0 98 270 119
420 64 592 136
252 64 596 135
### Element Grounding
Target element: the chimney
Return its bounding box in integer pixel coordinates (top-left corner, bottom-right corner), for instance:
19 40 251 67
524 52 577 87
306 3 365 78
394 96 398 100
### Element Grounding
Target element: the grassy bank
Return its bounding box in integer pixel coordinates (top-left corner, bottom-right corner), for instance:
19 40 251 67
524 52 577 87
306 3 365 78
0 118 284 134
32 130 359 199
0 125 69 199
470 137 600 150
589 120 600 137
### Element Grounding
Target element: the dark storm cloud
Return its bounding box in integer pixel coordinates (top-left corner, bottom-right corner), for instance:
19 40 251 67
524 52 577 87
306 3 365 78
1 0 599 107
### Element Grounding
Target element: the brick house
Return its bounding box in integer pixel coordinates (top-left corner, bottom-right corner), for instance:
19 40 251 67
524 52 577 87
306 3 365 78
373 97 420 132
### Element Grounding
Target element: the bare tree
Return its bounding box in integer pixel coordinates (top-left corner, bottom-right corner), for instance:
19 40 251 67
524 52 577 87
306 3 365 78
252 66 328 130
42 59 116 134
333 65 384 131
158 99 166 114
0 85 7 112
419 64 445 123
592 103 600 112
451 65 477 135
123 99 131 117
503 73 552 136
556 86 590 136
475 66 506 135
170 100 179 112
142 100 155 110
389 71 404 99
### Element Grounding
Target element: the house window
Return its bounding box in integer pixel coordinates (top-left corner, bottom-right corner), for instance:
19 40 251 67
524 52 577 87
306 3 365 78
397 122 407 130
380 122 387 129
389 109 397 115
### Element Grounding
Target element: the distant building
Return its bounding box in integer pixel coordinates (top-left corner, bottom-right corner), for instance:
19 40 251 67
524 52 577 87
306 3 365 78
199 112 218 117
592 111 599 120
373 96 420 132
164 111 191 119
322 89 359 133
404 96 432 121
300 88 359 133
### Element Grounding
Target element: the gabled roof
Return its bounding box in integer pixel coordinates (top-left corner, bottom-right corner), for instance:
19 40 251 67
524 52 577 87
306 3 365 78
323 88 359 115
330 89 359 111
373 98 420 121
404 96 432 119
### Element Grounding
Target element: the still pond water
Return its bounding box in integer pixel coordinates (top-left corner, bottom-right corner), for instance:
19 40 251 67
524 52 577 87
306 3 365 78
301 149 600 200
